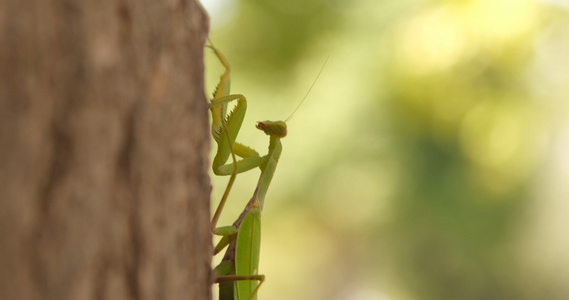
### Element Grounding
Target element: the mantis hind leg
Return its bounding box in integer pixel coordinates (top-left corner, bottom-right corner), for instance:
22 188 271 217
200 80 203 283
214 275 265 300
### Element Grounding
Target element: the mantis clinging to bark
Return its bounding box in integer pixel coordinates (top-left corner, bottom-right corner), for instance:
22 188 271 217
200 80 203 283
208 44 326 300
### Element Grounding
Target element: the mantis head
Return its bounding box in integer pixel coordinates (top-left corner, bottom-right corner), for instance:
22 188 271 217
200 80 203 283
256 121 287 138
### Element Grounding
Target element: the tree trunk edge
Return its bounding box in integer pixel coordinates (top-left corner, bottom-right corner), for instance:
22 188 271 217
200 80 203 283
0 1 212 300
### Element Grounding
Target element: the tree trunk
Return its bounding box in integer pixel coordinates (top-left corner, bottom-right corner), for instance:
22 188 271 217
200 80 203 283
0 1 211 300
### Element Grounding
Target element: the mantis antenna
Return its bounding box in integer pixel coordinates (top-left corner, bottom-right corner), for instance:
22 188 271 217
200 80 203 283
284 55 329 122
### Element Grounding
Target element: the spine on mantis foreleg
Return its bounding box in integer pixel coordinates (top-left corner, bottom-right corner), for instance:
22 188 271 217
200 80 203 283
209 44 265 177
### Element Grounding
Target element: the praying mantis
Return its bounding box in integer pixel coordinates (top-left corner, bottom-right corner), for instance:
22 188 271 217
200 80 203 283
207 44 326 300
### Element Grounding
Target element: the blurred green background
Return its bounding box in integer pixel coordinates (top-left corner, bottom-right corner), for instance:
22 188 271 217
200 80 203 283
201 0 569 299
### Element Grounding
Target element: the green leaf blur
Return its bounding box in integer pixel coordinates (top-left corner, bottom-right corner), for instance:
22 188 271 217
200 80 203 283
204 0 569 299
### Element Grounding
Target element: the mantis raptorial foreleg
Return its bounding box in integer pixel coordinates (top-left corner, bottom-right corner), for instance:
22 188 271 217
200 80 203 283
208 44 263 231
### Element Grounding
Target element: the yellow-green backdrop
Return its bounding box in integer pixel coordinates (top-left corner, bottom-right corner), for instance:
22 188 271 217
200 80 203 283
203 0 569 299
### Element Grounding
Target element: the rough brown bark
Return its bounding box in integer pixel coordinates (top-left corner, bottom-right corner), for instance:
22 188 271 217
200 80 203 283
0 1 211 300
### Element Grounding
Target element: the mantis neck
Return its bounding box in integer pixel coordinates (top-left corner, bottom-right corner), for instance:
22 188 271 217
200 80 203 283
256 136 282 210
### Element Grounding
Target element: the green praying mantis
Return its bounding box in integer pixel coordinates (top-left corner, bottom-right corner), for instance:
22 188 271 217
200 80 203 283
207 44 326 300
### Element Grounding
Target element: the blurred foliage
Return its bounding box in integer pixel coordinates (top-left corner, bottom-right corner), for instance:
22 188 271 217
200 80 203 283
203 0 569 299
